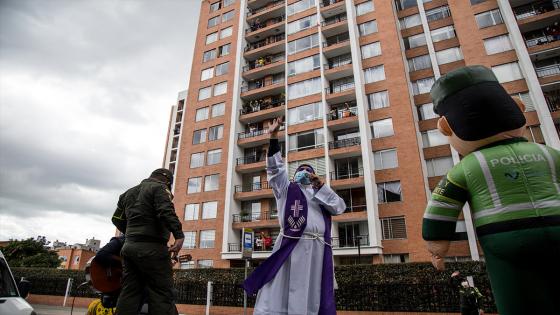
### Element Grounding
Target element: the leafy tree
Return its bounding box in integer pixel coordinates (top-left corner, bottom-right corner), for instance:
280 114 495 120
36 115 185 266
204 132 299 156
3 237 60 268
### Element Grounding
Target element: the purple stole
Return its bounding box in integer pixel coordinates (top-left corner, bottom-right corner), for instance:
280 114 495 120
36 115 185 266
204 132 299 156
242 182 336 315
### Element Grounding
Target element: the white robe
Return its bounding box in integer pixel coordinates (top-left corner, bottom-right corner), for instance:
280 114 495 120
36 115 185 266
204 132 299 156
253 151 346 315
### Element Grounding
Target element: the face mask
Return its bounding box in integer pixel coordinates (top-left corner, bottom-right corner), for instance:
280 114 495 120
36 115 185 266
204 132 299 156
294 170 311 185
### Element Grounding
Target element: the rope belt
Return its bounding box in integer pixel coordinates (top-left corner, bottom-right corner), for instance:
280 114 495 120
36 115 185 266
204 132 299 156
279 231 332 247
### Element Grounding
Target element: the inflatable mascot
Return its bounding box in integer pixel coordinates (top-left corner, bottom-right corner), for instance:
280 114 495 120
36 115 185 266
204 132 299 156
422 65 560 315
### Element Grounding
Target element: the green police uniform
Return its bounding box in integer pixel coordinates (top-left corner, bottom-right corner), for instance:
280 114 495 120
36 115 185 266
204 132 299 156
423 66 560 315
112 177 184 315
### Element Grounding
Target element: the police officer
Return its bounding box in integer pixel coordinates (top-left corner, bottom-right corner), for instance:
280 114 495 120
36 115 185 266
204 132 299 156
112 168 184 315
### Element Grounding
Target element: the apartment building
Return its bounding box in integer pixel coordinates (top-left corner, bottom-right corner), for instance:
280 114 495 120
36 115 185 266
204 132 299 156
169 0 560 269
163 90 188 178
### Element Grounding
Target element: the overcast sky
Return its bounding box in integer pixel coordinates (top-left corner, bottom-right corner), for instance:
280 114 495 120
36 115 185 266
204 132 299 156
0 0 199 246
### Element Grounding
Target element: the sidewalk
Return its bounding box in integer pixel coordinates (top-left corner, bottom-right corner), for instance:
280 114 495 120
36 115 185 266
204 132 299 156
31 304 88 315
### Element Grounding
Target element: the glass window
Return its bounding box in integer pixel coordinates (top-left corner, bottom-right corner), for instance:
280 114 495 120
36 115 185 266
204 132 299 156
475 9 503 29
426 156 454 177
373 149 398 170
524 125 544 143
422 129 448 147
199 230 216 248
408 54 432 71
190 152 205 168
288 55 320 76
356 1 374 16
201 67 214 81
288 34 319 55
288 102 323 125
288 77 321 100
371 118 394 138
220 26 232 39
361 42 381 59
364 65 385 83
204 174 219 191
400 14 421 29
198 86 212 100
203 49 216 62
377 181 402 203
213 82 228 96
207 149 222 165
210 1 221 12
223 0 234 7
196 107 209 121
395 0 417 11
287 14 317 35
436 47 463 65
206 32 218 44
183 231 196 248
418 103 438 120
381 216 407 239
412 77 435 95
193 129 207 144
209 125 224 141
484 35 513 55
287 0 315 16
211 102 225 117
198 259 214 268
430 26 455 42
215 62 229 76
218 43 231 57
180 261 195 269
208 16 220 28
359 20 378 36
404 33 427 49
202 201 218 219
470 0 487 4
492 62 523 83
425 6 451 22
511 92 535 112
222 10 234 22
289 128 324 151
367 90 390 110
184 204 199 221
187 177 202 193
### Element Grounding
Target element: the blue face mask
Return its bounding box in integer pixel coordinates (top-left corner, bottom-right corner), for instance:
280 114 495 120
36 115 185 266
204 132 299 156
294 170 311 185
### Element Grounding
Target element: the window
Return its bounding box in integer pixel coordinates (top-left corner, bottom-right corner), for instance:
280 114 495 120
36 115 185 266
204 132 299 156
511 92 535 112
426 156 454 177
404 33 427 49
198 86 212 100
524 125 544 143
208 16 220 28
203 49 216 62
288 77 321 100
408 54 432 71
359 20 378 36
356 1 374 16
371 118 394 138
204 174 219 191
201 68 214 81
377 181 402 203
222 10 234 22
202 201 218 219
193 129 207 144
364 65 385 83
422 129 448 147
418 103 438 120
190 152 205 168
384 254 410 263
288 34 319 55
412 77 435 95
492 62 523 83
367 90 390 110
361 42 381 59
374 149 398 170
187 177 202 193
425 6 451 22
196 107 209 121
287 15 317 35
400 14 421 29
288 0 315 16
206 32 218 44
381 216 407 239
183 231 197 249
484 35 513 55
74 256 80 264
209 125 224 141
207 149 222 165
211 102 225 117
289 128 324 151
475 9 503 28
220 26 232 39
288 102 323 125
180 261 195 269
213 81 227 96
436 47 463 65
199 230 216 248
198 259 214 268
218 43 231 57
184 204 199 221
395 0 416 11
288 55 320 76
430 26 455 42
470 0 487 4
223 0 234 7
215 62 229 76
210 1 221 12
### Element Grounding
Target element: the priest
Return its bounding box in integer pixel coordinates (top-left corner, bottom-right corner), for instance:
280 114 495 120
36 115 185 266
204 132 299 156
243 116 346 315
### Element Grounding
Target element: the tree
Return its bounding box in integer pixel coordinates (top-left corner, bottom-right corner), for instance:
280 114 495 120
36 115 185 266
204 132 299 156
3 237 60 268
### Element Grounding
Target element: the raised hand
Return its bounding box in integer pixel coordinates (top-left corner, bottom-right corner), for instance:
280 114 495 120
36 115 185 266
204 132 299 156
268 116 283 138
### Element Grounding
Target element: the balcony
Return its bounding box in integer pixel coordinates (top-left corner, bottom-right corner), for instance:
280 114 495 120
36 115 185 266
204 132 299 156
325 79 355 104
544 90 560 113
232 210 278 223
320 0 346 18
247 0 284 22
329 137 361 150
240 76 285 100
239 97 285 123
331 235 369 249
324 54 353 80
243 54 285 80
236 154 266 173
321 13 348 37
246 16 285 43
514 1 560 31
234 181 274 200
328 137 362 158
536 63 560 80
330 167 365 189
244 34 286 59
323 33 351 58
237 126 285 147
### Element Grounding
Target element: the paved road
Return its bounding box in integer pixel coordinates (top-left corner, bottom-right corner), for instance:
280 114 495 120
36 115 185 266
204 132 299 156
31 304 88 315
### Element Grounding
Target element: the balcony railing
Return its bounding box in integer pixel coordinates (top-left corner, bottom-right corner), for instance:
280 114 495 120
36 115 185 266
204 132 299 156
236 154 265 165
247 0 284 17
241 77 284 93
232 210 279 223
328 137 361 149
536 64 560 78
513 1 560 20
545 91 560 112
325 82 355 94
228 243 241 252
525 34 558 47
239 129 267 139
329 107 358 120
323 37 350 48
321 14 347 27
331 235 369 248
344 204 367 213
243 55 285 72
320 0 344 8
228 241 276 252
235 181 270 193
240 98 285 115
325 54 352 69
246 15 285 34
330 167 364 180
245 34 285 52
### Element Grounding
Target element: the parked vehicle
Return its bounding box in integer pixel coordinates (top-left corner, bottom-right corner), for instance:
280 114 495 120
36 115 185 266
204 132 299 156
0 250 35 315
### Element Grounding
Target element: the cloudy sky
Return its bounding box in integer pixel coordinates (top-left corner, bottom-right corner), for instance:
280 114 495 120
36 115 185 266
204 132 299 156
0 0 199 246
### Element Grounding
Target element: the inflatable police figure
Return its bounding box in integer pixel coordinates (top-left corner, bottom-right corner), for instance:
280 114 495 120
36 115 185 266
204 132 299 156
421 65 560 315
